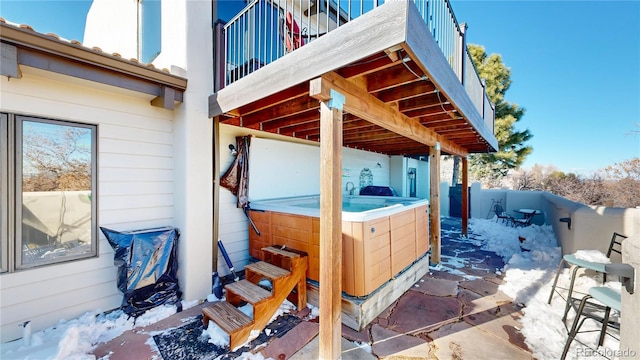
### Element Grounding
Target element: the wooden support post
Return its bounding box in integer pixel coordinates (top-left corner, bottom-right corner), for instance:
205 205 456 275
318 91 344 360
429 144 441 264
461 157 468 237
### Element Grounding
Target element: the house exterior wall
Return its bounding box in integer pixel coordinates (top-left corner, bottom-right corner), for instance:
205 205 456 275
83 0 138 58
0 66 176 342
0 0 213 342
84 0 214 303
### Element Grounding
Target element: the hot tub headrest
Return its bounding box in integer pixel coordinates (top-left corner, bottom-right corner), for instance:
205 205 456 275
359 185 398 197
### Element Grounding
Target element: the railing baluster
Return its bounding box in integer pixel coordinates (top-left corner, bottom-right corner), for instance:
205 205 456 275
219 0 493 128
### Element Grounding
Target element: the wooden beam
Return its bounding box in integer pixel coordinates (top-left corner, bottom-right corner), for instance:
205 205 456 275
1 43 21 78
309 71 469 157
404 103 456 118
375 81 436 103
429 144 441 264
336 52 397 79
398 92 444 112
236 82 309 117
17 48 185 103
365 61 423 92
461 157 469 237
151 86 176 110
316 90 344 360
240 95 317 127
261 108 319 132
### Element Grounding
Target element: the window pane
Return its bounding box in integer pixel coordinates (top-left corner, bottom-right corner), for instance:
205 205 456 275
18 119 96 268
141 0 162 63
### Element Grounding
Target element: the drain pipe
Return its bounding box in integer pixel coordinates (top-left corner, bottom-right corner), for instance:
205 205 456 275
211 116 221 295
19 321 31 346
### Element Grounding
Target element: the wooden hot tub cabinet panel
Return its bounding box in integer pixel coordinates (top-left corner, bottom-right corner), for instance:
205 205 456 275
248 210 272 260
247 205 428 297
415 205 429 255
359 216 391 295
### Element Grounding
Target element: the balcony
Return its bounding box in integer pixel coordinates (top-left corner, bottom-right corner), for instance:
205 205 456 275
210 0 498 156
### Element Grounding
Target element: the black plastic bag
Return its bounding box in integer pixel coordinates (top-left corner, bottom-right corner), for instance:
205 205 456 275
100 226 182 317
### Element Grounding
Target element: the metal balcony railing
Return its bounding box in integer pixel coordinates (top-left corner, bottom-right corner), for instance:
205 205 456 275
216 0 494 132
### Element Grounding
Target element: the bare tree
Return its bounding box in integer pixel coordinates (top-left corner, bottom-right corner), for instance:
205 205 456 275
22 126 92 192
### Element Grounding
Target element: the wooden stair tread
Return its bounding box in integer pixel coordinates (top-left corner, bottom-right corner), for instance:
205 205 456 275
263 246 301 258
226 279 272 304
245 261 291 279
202 301 252 334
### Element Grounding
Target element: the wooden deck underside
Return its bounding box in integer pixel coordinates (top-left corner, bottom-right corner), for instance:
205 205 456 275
209 1 498 156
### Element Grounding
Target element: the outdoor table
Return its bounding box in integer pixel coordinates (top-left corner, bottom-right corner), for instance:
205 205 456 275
513 208 542 227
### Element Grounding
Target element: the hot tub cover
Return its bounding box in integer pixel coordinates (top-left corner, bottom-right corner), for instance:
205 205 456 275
100 226 182 317
359 185 398 197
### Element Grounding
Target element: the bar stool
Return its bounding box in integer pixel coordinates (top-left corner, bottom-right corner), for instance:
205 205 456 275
560 286 620 360
547 232 627 322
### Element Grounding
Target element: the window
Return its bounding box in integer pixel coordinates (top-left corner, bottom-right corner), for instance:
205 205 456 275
139 0 162 63
1 114 98 272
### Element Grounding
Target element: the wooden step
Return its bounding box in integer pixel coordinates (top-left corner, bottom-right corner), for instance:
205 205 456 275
202 301 252 334
226 279 272 304
245 261 290 280
263 246 300 258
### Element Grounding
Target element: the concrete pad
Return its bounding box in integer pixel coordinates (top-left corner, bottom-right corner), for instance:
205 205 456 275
388 291 460 335
261 321 319 360
290 335 376 360
428 320 532 360
411 277 459 297
370 324 434 359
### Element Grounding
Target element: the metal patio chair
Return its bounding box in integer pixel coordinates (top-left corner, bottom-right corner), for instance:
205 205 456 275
560 286 621 360
493 203 512 225
547 232 627 322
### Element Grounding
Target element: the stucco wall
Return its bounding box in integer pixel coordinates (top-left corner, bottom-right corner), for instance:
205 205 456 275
0 67 176 342
621 234 640 356
84 0 214 306
543 192 640 262
469 183 640 261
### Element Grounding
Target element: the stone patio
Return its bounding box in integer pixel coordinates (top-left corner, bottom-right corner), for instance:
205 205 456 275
92 218 534 359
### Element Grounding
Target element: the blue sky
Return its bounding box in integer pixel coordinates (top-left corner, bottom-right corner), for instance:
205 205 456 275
1 0 638 174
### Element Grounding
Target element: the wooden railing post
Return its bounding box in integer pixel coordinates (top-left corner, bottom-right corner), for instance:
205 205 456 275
459 22 467 85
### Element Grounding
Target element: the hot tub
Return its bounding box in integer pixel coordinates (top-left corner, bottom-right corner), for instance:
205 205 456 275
247 195 429 296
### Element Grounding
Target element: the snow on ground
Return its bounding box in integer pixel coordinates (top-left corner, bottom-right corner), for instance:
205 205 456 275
469 218 621 360
1 218 623 360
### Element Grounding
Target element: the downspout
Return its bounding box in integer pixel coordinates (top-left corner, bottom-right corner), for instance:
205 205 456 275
212 116 220 286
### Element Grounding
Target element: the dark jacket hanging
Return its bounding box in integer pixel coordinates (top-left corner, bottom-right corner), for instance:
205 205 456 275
220 135 251 209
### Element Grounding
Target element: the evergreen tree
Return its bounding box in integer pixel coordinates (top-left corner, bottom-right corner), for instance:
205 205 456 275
467 44 533 186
